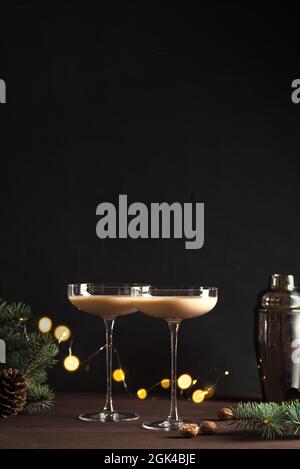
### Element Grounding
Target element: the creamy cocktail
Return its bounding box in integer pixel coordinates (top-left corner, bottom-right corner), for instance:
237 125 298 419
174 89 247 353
133 287 218 431
68 284 142 423
68 295 137 318
133 295 217 321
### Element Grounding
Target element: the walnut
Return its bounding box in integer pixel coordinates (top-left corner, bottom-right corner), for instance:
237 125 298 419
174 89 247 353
199 420 218 435
217 407 234 420
179 422 199 438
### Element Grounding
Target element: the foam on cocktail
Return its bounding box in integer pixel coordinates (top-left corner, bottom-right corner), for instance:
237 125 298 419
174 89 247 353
68 295 137 318
134 295 217 320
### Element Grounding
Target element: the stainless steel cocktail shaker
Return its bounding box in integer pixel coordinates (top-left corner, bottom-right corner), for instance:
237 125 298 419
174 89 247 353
257 274 300 402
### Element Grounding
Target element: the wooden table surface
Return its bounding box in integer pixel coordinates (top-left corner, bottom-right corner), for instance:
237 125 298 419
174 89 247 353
1 393 300 449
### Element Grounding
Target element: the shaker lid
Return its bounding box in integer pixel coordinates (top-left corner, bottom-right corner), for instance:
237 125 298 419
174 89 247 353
271 274 295 291
260 274 300 310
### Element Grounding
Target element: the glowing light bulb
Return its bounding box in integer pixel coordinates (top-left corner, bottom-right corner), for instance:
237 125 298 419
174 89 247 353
137 388 147 400
64 354 80 372
177 374 192 390
113 369 125 382
38 317 52 333
192 389 206 404
54 325 71 342
192 379 197 385
224 370 229 376
161 378 170 389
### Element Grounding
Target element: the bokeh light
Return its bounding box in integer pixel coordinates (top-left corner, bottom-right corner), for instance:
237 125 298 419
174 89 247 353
54 325 71 342
177 373 192 390
113 368 125 382
161 378 170 389
38 317 52 333
192 389 206 404
137 388 147 399
224 370 229 376
64 355 80 372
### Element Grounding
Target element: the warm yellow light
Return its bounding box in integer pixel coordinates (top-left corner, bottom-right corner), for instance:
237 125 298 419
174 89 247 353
54 325 71 342
38 317 52 333
192 389 206 404
137 388 147 400
177 374 192 390
161 378 170 389
204 385 215 399
113 369 125 382
224 370 229 376
64 355 80 372
192 379 197 385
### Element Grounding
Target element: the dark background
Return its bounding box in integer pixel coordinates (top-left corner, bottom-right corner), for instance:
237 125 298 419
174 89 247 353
1 2 300 399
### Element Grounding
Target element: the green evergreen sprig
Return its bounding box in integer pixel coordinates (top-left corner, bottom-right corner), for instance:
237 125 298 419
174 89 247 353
231 401 300 439
25 384 55 414
0 298 58 413
0 300 31 334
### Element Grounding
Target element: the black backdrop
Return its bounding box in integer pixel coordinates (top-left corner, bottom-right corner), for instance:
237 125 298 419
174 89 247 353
1 2 300 399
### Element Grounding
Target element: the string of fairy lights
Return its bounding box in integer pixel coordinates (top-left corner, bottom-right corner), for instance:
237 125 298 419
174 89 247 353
38 316 230 404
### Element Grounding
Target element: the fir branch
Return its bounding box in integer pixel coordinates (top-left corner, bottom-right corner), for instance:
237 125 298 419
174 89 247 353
0 300 31 337
283 401 300 436
7 302 31 321
1 334 30 373
24 384 55 414
232 401 300 440
0 297 59 416
20 332 58 378
26 369 48 386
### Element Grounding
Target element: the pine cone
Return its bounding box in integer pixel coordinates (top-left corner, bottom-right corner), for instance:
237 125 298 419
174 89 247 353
0 368 28 418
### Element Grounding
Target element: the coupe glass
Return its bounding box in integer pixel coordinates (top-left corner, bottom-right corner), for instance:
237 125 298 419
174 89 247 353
68 283 140 422
133 286 218 431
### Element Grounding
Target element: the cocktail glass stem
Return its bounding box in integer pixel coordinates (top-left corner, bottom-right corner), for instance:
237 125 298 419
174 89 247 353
103 318 115 414
167 320 181 425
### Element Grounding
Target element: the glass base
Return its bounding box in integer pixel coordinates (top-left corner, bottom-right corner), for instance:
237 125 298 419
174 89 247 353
79 411 139 423
142 419 183 431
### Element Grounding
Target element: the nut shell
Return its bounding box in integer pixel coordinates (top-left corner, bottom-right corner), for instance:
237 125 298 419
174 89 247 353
217 407 234 420
179 423 199 438
199 420 218 435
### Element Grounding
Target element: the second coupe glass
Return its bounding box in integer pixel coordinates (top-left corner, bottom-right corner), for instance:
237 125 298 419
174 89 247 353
134 286 218 431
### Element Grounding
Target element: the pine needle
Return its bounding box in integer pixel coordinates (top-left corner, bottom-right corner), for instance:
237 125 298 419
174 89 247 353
232 401 300 439
25 384 55 414
283 401 300 436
